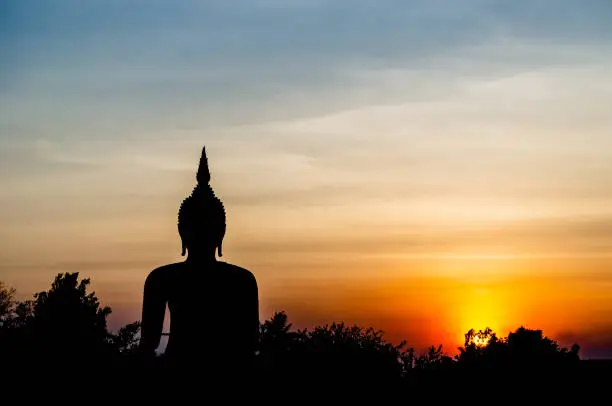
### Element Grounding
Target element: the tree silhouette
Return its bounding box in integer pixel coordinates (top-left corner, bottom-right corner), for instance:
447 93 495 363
27 273 111 359
456 326 580 370
505 326 580 367
109 321 142 354
416 344 454 369
0 281 16 329
456 327 501 366
257 313 407 387
259 311 294 351
1 273 143 368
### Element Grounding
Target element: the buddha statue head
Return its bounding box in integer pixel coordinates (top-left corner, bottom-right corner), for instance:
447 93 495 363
177 146 226 258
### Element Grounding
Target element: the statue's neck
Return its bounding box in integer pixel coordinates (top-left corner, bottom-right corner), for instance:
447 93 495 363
185 251 217 265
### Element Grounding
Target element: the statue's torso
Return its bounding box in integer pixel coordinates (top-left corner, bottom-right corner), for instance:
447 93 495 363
154 261 258 363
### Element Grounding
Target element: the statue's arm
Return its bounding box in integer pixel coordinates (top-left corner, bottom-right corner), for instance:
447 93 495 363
140 269 166 353
249 273 260 354
245 272 260 357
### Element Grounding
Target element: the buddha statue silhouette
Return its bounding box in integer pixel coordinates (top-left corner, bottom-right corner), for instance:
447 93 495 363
140 146 259 372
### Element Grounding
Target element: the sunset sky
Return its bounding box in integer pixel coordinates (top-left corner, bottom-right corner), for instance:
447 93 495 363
2 0 612 357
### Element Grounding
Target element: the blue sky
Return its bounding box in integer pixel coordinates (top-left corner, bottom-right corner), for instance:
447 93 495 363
2 0 612 355
3 0 611 131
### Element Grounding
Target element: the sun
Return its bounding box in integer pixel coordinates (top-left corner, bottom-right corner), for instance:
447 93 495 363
464 327 499 348
468 332 492 347
456 288 506 345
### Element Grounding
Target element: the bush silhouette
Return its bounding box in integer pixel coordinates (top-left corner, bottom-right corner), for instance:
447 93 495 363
257 311 411 387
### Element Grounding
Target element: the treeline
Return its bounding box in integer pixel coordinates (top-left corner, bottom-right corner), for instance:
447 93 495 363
0 272 602 396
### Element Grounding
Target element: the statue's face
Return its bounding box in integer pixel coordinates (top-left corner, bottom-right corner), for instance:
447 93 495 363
178 191 226 256
181 221 226 256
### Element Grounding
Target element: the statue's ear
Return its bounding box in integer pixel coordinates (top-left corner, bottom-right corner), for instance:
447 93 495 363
217 223 226 257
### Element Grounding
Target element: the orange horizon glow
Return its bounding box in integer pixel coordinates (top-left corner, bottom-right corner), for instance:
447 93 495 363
4 216 612 358
4 224 612 358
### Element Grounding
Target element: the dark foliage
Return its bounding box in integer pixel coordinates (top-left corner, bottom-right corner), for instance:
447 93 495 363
0 273 140 367
0 274 608 397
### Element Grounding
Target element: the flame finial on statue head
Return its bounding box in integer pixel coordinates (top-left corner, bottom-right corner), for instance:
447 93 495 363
178 145 226 258
196 146 211 185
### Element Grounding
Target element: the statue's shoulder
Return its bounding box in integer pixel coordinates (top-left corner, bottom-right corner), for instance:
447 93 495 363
218 261 257 285
145 262 185 285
